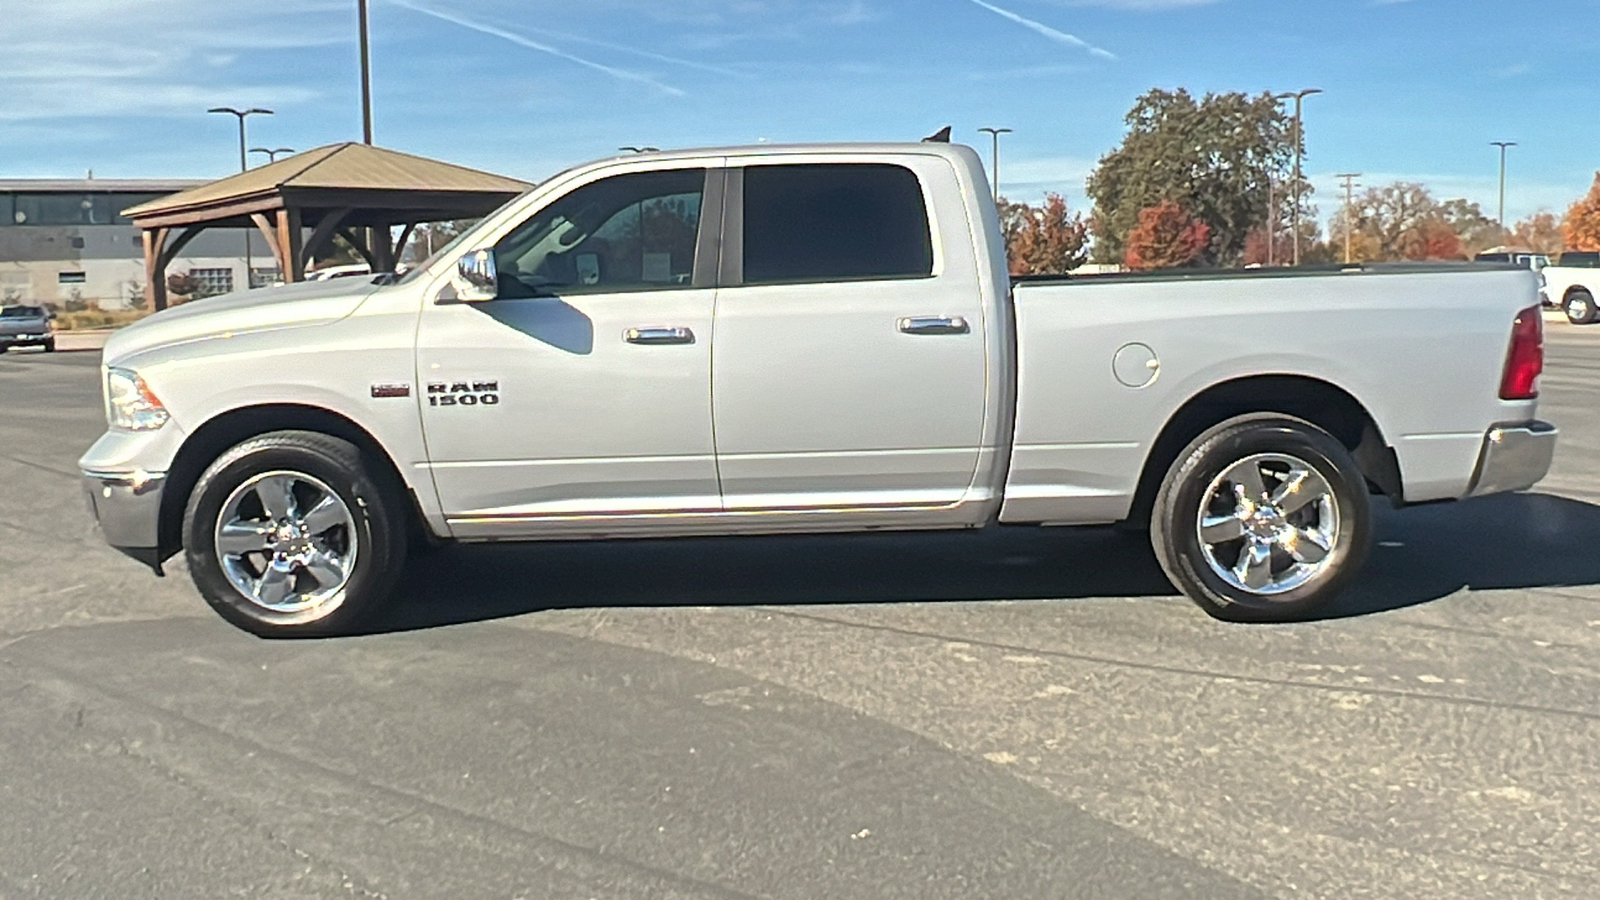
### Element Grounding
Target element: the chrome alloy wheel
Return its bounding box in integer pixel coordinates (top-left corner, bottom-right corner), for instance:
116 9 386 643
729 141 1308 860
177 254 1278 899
1196 453 1340 597
215 471 358 615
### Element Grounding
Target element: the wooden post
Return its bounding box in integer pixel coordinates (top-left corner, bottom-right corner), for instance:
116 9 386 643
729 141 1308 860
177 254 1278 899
276 207 305 282
251 212 287 277
142 227 169 311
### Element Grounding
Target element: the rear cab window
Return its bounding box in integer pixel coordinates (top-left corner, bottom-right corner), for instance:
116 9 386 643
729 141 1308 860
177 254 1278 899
739 163 934 285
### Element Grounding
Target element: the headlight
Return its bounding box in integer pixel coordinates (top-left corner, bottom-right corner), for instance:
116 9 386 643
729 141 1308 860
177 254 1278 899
106 368 170 431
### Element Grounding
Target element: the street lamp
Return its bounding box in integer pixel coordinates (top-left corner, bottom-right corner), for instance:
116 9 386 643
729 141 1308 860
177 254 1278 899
1274 88 1322 265
250 147 296 163
977 127 1013 204
208 107 272 289
207 107 273 171
619 146 660 153
1491 141 1517 229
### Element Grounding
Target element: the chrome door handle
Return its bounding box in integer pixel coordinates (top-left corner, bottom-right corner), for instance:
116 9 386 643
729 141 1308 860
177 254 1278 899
897 315 970 335
624 326 695 345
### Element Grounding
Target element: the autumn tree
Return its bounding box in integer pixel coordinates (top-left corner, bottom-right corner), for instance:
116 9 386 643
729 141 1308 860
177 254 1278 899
1086 88 1300 267
1124 201 1210 269
1511 212 1564 254
1437 198 1502 257
1328 182 1475 262
1562 173 1600 251
997 193 1089 275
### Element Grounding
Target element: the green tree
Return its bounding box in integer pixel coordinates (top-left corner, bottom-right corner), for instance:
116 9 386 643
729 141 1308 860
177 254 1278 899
1086 88 1300 267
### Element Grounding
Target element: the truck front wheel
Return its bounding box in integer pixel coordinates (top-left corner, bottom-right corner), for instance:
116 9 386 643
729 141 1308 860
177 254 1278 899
182 430 406 637
1151 414 1371 622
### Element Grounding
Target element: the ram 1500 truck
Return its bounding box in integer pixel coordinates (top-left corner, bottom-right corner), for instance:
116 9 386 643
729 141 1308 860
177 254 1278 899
79 143 1558 636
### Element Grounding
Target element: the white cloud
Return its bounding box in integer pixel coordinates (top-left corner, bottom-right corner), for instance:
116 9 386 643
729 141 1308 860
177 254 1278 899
963 0 1118 60
387 0 687 96
0 0 345 122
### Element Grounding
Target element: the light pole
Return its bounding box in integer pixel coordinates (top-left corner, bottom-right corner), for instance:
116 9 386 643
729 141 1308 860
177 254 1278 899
250 147 296 163
977 127 1012 204
208 107 273 289
1275 89 1322 265
207 107 273 171
1266 174 1275 266
358 0 374 143
1336 172 1362 264
1491 141 1517 230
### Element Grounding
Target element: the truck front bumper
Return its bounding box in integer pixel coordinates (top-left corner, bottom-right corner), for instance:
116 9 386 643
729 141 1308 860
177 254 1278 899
82 468 168 574
1466 421 1557 498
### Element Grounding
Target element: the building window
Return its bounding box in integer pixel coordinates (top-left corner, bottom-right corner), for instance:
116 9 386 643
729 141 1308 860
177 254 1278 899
190 267 235 296
58 272 88 284
249 267 281 289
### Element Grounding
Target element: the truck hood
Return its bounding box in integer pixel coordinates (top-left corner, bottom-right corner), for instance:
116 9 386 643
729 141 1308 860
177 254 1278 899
103 278 382 366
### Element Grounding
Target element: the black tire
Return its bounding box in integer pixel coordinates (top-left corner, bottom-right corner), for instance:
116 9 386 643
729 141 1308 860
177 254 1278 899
183 430 406 637
1567 289 1598 325
42 338 55 353
1150 414 1371 623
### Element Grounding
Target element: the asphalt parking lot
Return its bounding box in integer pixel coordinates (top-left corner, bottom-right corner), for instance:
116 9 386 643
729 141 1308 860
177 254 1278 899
2 319 1598 899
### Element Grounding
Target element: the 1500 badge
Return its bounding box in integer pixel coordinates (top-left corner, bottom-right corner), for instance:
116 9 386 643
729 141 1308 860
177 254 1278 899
427 381 500 407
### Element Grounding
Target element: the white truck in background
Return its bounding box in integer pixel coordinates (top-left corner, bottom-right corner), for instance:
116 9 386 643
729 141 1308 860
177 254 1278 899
1537 251 1600 324
80 142 1557 636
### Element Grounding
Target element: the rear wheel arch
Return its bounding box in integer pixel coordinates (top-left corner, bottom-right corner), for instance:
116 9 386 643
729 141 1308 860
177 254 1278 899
1122 375 1400 530
158 404 425 560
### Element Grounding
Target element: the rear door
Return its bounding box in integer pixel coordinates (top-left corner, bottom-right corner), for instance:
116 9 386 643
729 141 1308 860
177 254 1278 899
710 158 989 514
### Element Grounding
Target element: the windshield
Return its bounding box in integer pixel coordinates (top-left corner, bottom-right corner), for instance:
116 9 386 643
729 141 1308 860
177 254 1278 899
0 306 45 318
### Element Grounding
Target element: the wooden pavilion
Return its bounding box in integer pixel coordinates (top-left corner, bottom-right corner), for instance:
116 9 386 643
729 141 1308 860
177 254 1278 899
122 143 531 310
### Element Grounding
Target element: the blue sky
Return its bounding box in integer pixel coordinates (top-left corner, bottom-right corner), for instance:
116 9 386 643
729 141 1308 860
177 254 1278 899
3 0 1598 225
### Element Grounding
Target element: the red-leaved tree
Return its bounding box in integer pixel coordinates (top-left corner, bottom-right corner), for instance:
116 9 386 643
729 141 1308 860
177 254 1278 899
1402 219 1464 260
997 193 1089 275
1124 201 1210 270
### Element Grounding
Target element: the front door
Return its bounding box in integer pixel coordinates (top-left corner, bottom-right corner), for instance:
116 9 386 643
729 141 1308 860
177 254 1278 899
418 167 722 536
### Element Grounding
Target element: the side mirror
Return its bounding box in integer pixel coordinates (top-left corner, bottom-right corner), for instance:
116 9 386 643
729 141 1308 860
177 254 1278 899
452 249 499 303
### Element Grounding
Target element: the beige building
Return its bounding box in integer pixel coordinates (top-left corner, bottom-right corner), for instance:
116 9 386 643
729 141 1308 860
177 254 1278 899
0 179 277 310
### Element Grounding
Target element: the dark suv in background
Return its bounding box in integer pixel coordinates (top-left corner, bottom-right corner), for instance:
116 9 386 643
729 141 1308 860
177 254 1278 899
0 305 56 353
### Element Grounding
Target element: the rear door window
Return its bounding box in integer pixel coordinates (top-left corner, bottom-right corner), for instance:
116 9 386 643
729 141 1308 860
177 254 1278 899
741 164 933 285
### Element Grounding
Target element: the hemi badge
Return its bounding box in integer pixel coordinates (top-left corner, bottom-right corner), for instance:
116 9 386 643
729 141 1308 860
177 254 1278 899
371 384 412 398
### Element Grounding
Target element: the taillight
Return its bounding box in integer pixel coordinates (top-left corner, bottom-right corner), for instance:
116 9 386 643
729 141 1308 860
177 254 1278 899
1499 304 1544 400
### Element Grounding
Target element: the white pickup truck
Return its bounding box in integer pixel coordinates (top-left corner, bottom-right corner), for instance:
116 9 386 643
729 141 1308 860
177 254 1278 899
81 142 1557 636
1537 251 1600 324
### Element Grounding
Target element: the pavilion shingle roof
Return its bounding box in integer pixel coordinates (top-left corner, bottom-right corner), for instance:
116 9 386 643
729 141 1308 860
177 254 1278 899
121 142 531 220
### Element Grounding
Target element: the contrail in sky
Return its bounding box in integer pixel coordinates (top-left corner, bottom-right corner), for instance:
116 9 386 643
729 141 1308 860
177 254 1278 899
526 27 746 78
964 0 1117 61
389 0 686 96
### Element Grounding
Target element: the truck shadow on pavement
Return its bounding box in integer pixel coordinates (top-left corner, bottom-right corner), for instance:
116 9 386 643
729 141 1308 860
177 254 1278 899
373 492 1600 633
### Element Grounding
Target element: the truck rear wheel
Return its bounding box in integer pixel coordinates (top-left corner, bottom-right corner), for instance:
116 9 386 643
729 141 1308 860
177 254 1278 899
1151 414 1371 622
182 430 406 637
1567 290 1598 325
